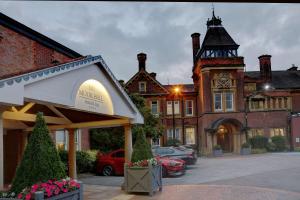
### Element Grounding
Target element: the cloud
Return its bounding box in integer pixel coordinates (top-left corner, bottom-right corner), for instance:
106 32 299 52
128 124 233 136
1 2 300 84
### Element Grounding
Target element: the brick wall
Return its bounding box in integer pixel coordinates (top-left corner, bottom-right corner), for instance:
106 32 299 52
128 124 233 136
0 25 73 79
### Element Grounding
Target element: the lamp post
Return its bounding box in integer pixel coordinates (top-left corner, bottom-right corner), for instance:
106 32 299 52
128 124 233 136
172 87 180 140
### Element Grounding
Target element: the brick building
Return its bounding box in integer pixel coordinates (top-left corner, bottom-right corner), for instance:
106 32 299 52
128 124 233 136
125 11 300 154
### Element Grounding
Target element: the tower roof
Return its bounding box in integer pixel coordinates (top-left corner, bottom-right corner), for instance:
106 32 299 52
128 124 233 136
200 11 239 51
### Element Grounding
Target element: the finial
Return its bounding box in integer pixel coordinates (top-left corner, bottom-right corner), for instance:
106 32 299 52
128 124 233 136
212 3 215 18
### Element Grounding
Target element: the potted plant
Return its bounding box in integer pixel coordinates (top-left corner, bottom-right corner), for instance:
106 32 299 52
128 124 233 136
240 142 251 155
124 127 162 196
213 145 223 156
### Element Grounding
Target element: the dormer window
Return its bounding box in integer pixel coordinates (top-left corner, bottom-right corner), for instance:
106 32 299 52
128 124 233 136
139 81 146 92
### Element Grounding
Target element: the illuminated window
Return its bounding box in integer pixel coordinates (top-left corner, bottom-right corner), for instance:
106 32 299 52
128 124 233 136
167 101 180 115
185 127 195 144
270 128 285 137
55 129 81 151
174 101 180 114
214 93 222 111
139 81 146 92
185 100 193 116
167 101 172 115
248 128 264 138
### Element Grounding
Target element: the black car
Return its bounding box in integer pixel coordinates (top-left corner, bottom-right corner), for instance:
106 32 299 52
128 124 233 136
152 146 197 165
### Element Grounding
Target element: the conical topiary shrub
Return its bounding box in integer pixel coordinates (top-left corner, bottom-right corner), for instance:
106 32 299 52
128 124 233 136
131 127 153 163
11 112 66 193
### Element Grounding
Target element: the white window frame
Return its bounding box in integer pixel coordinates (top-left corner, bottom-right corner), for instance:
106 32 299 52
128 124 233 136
214 92 222 112
270 128 285 137
167 128 181 141
150 100 159 115
185 127 196 145
55 129 81 151
225 92 234 111
174 100 180 114
167 101 173 115
138 81 146 92
185 100 193 116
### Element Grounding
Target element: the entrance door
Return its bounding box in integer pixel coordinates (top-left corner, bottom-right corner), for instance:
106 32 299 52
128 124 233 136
217 125 233 152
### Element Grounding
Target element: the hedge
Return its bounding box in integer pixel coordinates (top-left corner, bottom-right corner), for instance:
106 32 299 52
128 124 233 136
59 150 98 174
271 135 287 152
249 135 268 149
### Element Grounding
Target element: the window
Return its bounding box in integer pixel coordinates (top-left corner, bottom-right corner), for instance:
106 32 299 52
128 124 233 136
167 101 172 115
185 100 193 116
225 92 233 111
248 128 264 138
152 138 160 146
185 127 195 144
167 128 181 141
55 129 81 151
270 128 285 137
166 100 180 115
150 100 158 115
138 81 146 92
113 151 124 158
214 93 222 111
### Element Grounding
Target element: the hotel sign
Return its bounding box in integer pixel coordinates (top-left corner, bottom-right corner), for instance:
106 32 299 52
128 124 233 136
75 79 114 115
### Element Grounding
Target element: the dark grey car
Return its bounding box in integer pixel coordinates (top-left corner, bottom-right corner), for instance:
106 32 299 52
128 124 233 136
152 146 197 165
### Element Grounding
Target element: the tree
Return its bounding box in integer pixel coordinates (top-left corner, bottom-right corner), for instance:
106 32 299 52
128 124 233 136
129 93 164 142
11 113 66 194
131 127 153 162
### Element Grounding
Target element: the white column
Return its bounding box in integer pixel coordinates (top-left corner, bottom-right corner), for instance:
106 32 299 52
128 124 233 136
124 124 133 163
0 111 4 189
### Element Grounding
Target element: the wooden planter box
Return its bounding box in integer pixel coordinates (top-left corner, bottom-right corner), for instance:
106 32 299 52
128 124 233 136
0 183 83 200
213 149 223 157
240 147 251 155
124 164 162 196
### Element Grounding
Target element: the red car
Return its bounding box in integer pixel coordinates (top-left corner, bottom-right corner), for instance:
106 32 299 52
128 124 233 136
96 149 185 177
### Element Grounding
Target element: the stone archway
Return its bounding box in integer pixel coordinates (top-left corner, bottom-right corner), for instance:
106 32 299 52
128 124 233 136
208 118 245 154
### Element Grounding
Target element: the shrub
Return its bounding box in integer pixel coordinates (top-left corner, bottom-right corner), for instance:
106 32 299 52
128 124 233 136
266 142 276 152
271 135 287 152
58 150 98 174
295 147 300 152
251 148 267 154
213 145 222 150
131 127 153 163
11 113 66 194
241 142 250 148
249 135 268 149
166 138 181 147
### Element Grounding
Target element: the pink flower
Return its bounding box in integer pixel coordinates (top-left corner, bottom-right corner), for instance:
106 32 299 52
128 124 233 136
25 193 31 200
62 188 68 193
17 193 22 199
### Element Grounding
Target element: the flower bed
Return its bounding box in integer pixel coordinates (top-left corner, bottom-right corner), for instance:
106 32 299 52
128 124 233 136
0 178 83 200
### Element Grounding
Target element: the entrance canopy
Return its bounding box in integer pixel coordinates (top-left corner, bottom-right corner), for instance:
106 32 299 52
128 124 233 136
0 55 143 187
0 55 143 129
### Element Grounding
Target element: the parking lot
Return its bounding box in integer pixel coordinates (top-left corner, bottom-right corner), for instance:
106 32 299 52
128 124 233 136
81 152 300 199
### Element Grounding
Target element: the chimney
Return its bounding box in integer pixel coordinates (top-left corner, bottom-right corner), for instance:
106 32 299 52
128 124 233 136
258 55 272 82
150 72 156 79
191 33 200 65
137 53 147 71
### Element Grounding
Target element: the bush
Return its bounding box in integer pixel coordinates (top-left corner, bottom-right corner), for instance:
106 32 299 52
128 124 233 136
266 142 276 152
251 148 267 154
58 150 98 174
166 138 181 147
295 147 300 152
271 135 287 152
241 142 250 148
11 113 66 194
213 145 222 150
249 135 268 149
131 127 153 163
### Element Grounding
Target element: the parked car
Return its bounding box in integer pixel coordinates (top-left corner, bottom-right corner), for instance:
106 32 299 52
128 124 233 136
96 149 185 177
152 146 197 165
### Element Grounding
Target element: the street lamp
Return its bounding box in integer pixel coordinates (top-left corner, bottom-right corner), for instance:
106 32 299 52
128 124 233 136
172 86 181 140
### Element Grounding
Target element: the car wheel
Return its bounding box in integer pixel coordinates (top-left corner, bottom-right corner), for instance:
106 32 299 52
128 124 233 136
162 166 167 178
102 165 114 176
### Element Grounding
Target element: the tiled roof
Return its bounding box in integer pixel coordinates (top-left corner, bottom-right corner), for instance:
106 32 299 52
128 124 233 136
201 26 239 49
163 84 195 93
245 70 300 89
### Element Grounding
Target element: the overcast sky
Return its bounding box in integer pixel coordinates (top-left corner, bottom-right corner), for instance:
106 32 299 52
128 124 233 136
1 2 300 84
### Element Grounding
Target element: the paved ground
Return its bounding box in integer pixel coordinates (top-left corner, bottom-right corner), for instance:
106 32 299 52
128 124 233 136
81 152 300 200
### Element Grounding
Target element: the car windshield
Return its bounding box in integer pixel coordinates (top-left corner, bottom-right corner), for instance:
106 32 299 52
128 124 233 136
155 148 175 155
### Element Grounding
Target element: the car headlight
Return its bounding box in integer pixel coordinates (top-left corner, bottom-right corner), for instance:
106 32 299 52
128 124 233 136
168 161 180 167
